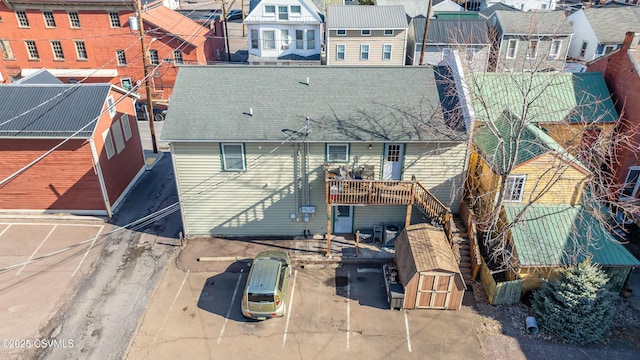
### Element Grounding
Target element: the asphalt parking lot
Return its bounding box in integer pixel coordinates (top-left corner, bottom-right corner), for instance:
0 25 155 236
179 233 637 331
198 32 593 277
126 258 482 360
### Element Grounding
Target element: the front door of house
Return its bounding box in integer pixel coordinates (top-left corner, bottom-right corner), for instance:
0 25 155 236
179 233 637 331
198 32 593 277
383 144 404 180
333 206 353 233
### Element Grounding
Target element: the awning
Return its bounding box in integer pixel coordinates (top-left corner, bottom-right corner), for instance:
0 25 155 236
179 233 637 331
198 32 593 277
21 68 118 78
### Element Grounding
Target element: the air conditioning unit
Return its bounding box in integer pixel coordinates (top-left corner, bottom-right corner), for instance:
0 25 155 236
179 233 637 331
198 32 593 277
281 44 289 50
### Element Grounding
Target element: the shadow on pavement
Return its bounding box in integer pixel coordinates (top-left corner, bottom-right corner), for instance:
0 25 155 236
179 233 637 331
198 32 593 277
197 261 253 323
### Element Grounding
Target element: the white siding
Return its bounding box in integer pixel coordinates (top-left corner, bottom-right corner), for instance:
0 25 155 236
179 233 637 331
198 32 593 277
566 10 599 60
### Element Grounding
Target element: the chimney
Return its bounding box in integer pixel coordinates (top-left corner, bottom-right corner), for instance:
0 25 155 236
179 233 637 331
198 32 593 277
623 31 640 51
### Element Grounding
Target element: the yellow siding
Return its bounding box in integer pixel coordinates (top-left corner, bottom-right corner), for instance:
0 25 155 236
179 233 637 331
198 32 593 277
328 29 406 66
541 123 616 157
518 267 559 293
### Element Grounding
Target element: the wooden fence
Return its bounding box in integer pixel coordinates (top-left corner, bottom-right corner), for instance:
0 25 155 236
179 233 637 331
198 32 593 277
478 255 523 305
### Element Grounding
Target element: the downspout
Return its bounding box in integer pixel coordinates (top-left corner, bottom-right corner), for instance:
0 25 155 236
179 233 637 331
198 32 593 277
89 139 113 218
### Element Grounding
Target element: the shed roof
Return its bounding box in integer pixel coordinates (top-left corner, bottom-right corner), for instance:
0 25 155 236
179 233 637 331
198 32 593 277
161 66 467 142
0 84 113 138
326 5 408 29
142 5 210 48
395 223 460 286
583 8 640 44
468 72 619 125
494 10 573 35
412 17 489 44
505 204 640 267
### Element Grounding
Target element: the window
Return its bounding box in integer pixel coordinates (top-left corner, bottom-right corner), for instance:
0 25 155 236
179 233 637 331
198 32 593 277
221 143 245 171
250 29 259 49
526 39 538 59
43 11 56 27
263 30 275 49
306 30 315 50
51 41 64 60
16 11 29 27
111 121 125 154
103 129 115 159
361 29 371 36
265 5 275 14
278 6 288 20
121 114 132 141
25 40 39 60
506 39 517 59
503 175 526 202
336 44 345 60
149 49 159 64
549 39 562 59
383 44 392 60
69 11 80 28
465 48 475 63
120 77 132 91
360 44 369 60
107 95 116 117
601 44 617 56
291 5 301 14
580 41 588 58
384 29 394 36
296 30 303 49
173 49 183 64
326 144 349 162
0 39 15 60
621 167 640 199
75 40 87 60
116 49 126 66
337 29 346 36
109 12 120 27
281 29 289 49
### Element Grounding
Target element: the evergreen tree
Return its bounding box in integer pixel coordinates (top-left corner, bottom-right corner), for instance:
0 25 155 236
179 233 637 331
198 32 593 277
531 259 615 345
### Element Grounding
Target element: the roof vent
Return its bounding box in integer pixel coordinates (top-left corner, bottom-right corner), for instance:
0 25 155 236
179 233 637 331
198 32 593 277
243 107 253 116
300 77 309 86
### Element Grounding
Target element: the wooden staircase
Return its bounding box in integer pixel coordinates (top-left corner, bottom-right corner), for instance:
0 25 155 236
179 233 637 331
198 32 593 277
451 216 474 284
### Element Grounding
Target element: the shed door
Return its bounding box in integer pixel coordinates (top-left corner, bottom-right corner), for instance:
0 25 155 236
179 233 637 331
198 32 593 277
416 272 454 309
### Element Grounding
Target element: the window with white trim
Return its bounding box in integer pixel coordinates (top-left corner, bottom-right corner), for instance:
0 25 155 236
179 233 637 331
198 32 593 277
465 48 474 63
263 30 275 49
579 41 588 58
265 5 275 14
103 129 115 159
336 44 345 60
278 6 288 20
116 49 126 66
25 40 39 60
361 29 371 36
221 143 245 171
51 40 64 60
360 44 369 60
337 29 346 36
120 77 132 91
291 5 301 14
384 29 394 36
250 29 259 49
503 175 526 202
148 49 159 64
107 95 116 117
109 12 121 27
506 39 517 59
68 11 80 28
75 40 87 60
296 30 303 49
16 11 29 27
526 39 538 59
111 120 125 154
281 29 289 49
121 114 132 140
326 144 349 162
382 44 392 60
0 39 14 60
43 11 56 28
549 39 562 60
173 49 183 64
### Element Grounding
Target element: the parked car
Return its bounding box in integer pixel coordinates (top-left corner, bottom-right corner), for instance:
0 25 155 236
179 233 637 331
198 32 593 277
226 9 244 21
241 251 291 320
135 102 168 121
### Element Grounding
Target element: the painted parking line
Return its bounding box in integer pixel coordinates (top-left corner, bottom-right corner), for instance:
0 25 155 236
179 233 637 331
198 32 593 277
218 270 244 345
282 269 298 348
154 270 190 343
404 310 412 352
16 225 57 275
0 224 11 237
347 270 351 351
71 225 105 278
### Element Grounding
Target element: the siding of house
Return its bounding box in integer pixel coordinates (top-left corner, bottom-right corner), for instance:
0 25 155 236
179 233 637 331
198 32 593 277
327 29 406 65
540 123 616 158
0 139 104 211
496 35 570 71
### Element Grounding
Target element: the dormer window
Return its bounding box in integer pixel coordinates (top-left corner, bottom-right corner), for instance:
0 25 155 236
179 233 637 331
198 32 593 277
291 5 301 14
278 6 288 20
265 5 275 14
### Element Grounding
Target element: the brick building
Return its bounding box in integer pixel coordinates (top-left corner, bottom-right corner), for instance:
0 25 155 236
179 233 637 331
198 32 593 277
0 0 223 103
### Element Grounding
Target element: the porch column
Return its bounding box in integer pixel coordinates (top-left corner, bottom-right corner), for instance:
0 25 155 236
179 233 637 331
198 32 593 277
326 205 332 256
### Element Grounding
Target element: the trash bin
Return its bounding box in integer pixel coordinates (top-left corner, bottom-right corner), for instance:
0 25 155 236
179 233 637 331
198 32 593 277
384 224 400 247
388 283 404 310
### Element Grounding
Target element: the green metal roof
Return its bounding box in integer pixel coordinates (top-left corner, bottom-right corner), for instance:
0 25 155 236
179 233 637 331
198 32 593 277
435 12 480 20
504 204 640 267
469 72 619 125
473 115 588 174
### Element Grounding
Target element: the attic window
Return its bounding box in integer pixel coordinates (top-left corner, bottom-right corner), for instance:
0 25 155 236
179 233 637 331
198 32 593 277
265 5 275 14
503 175 526 202
337 29 346 36
384 29 393 36
291 5 301 14
361 29 371 36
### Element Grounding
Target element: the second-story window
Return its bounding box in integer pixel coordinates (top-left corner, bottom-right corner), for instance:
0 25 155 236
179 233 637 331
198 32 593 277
549 39 562 60
382 44 392 60
506 39 517 59
116 49 126 66
75 40 88 60
51 40 64 60
361 29 371 36
173 49 183 64
337 29 346 36
526 39 538 59
149 49 159 64
503 175 526 202
0 40 15 60
109 12 121 27
291 5 301 14
384 29 394 36
278 6 288 20
16 11 29 27
43 11 56 28
25 40 39 60
69 11 81 28
265 5 275 14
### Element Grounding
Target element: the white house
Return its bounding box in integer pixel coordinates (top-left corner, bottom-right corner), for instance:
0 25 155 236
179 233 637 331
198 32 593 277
375 0 462 18
482 0 556 11
244 0 324 65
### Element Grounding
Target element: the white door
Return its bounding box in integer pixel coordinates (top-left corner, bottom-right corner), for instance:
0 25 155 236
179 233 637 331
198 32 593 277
333 206 353 233
383 144 404 180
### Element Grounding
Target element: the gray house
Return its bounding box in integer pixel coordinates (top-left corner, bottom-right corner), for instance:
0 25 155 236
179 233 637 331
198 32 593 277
407 17 490 71
161 66 469 238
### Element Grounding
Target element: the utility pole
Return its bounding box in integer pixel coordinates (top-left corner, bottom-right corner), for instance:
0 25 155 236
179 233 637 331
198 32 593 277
418 0 433 66
222 1 232 62
136 0 158 153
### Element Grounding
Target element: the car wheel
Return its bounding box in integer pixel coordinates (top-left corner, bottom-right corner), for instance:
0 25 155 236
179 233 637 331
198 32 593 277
154 113 165 121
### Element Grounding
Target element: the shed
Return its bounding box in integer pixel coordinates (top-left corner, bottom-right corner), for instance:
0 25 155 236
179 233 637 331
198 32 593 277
394 223 465 310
